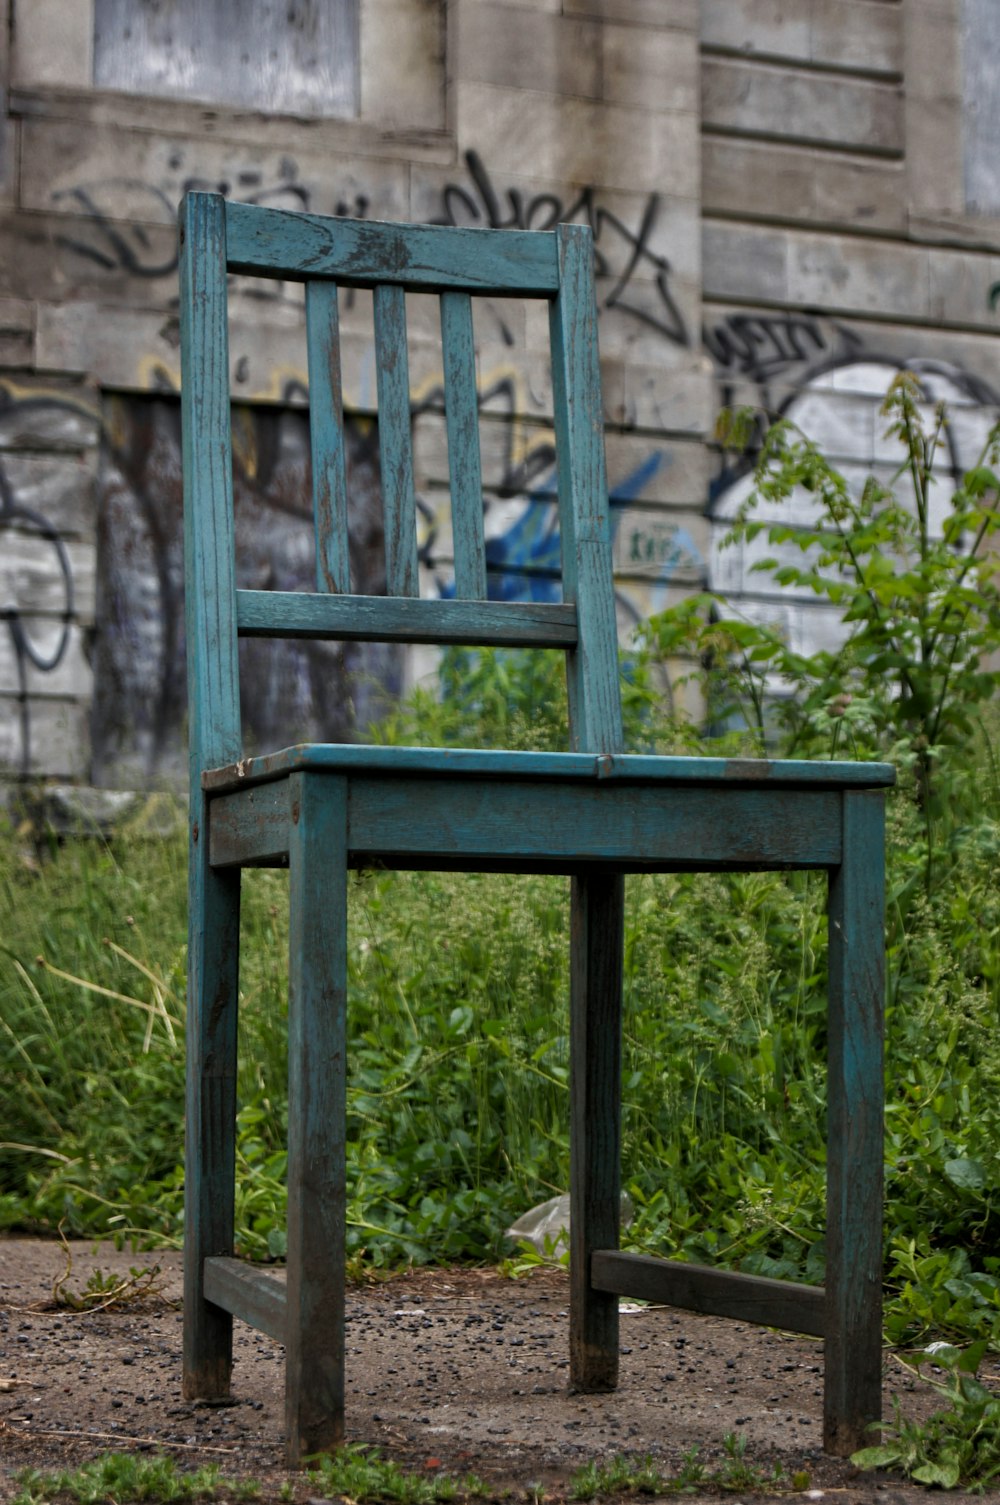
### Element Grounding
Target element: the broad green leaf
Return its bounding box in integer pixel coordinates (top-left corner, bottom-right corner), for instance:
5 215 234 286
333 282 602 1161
957 1338 990 1373
912 1462 961 1488
851 1445 903 1470
944 1157 986 1191
957 1372 992 1406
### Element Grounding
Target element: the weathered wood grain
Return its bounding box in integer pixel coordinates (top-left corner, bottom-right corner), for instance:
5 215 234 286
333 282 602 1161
305 280 350 594
179 191 240 785
200 743 896 793
181 193 892 1462
440 291 487 599
208 774 846 873
224 197 560 294
180 190 242 1407
209 781 291 867
549 224 623 755
345 779 844 869
373 282 419 598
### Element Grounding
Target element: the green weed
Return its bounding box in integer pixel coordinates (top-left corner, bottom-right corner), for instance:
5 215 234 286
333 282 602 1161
567 1435 789 1499
10 1448 486 1505
12 1452 224 1505
568 1454 669 1499
715 1431 784 1492
306 1444 486 1503
853 1341 1000 1490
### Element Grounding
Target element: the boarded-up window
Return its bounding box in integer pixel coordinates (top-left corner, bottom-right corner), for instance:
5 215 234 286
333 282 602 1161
964 0 1000 214
94 0 358 118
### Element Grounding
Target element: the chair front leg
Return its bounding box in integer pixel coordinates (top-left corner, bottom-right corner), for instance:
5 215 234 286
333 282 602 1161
285 772 349 1463
184 812 241 1400
825 790 885 1454
569 869 624 1392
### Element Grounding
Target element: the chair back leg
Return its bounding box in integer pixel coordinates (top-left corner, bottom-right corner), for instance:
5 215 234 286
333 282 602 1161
183 853 241 1400
569 870 625 1391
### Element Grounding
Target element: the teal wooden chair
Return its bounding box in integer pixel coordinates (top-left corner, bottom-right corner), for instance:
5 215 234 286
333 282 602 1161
179 191 893 1465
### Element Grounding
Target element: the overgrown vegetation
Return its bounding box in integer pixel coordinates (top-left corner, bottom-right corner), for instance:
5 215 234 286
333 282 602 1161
568 1432 797 1498
11 1446 486 1505
13 1438 802 1505
853 1342 1000 1490
4 373 1000 1384
12 1452 242 1505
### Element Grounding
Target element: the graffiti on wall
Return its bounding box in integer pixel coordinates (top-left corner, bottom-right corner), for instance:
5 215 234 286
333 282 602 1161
702 321 1000 665
92 393 398 787
432 151 687 347
0 383 98 779
704 312 863 389
53 170 317 283
407 369 689 623
1 484 74 780
51 149 688 346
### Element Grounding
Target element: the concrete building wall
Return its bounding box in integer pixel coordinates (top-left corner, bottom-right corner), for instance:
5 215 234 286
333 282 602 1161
1 0 997 788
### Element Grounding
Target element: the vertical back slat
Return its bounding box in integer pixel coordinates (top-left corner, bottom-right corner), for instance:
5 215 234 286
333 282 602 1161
180 192 241 779
305 281 350 594
373 283 419 597
440 291 487 599
549 224 623 754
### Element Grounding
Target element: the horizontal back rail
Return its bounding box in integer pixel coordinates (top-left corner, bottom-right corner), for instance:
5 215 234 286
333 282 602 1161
224 200 560 294
235 589 578 646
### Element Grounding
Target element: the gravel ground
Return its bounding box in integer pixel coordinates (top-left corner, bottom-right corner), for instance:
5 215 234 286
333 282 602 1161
0 1238 982 1503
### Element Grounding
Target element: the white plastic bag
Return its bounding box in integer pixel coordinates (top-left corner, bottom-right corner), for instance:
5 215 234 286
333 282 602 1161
505 1191 634 1256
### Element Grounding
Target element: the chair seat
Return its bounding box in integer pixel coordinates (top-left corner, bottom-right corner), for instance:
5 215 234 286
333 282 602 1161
203 746 895 876
203 741 896 792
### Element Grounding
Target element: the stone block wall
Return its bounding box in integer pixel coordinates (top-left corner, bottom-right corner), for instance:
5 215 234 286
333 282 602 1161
700 0 1000 670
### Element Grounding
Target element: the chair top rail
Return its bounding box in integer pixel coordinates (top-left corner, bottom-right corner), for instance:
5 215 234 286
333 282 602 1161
202 741 897 793
219 197 561 294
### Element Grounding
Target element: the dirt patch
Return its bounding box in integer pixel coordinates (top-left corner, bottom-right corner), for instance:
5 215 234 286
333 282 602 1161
0 1238 979 1502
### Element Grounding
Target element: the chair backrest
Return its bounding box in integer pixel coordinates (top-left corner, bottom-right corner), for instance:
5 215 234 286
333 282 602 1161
179 191 624 788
